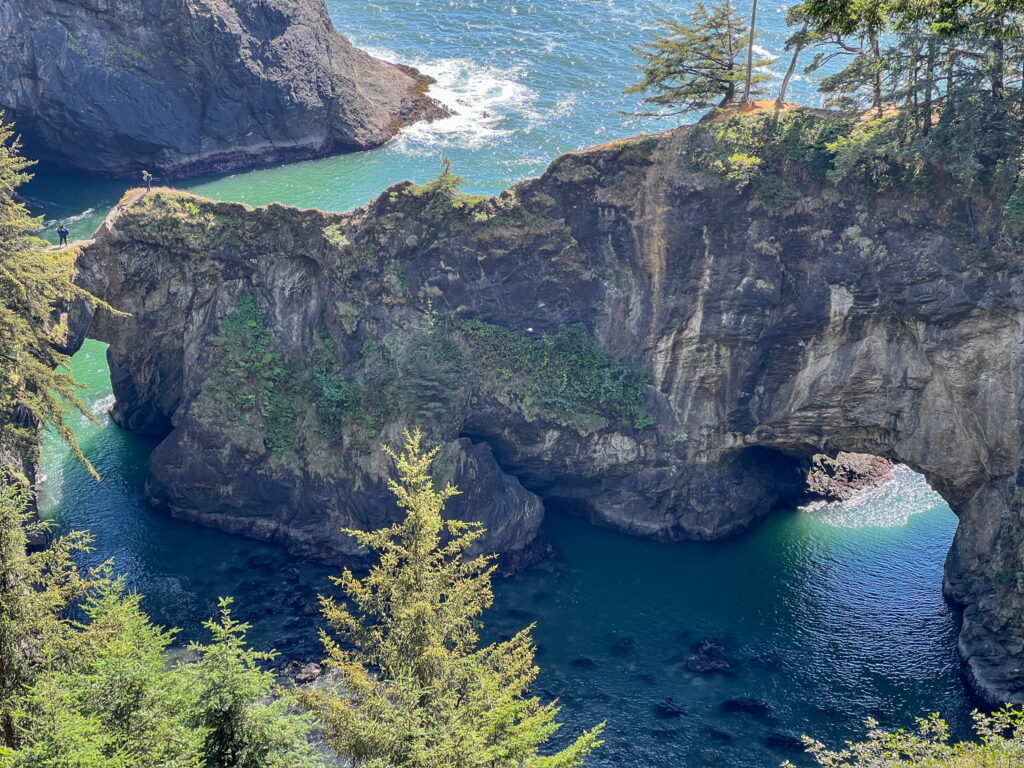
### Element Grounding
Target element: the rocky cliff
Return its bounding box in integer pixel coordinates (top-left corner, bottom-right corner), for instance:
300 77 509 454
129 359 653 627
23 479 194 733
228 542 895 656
76 115 1024 703
0 0 445 178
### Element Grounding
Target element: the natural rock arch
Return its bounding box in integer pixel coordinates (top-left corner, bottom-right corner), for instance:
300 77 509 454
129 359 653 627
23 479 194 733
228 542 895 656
75 126 1024 703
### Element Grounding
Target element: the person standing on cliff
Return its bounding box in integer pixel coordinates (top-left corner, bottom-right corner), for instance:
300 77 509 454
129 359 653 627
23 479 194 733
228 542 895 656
57 223 69 247
141 169 152 192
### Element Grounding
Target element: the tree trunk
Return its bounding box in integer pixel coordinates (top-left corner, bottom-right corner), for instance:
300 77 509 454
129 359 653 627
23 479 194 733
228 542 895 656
922 36 936 137
776 25 807 109
870 31 883 117
743 0 759 102
991 35 1005 100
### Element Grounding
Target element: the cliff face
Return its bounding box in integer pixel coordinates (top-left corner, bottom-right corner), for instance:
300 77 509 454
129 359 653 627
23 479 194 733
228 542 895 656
77 123 1024 703
0 0 445 178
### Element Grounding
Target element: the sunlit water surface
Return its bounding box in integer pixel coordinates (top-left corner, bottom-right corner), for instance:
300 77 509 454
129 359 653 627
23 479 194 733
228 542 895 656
29 1 971 765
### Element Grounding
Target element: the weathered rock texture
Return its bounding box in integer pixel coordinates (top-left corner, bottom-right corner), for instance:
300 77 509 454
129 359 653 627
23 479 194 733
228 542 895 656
805 452 896 502
76 123 1024 703
0 0 445 177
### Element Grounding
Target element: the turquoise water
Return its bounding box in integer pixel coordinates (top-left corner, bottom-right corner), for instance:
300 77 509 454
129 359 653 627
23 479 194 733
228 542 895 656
26 0 821 238
39 341 970 767
28 2 972 765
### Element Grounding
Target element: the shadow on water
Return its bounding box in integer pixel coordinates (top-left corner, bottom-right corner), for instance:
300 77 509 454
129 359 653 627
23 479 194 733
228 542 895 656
40 340 973 768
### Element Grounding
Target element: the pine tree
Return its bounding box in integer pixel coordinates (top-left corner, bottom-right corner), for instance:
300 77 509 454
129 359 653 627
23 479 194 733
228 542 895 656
624 2 770 117
6 580 205 768
0 115 119 480
186 597 324 768
782 707 1024 768
301 429 604 768
0 484 95 748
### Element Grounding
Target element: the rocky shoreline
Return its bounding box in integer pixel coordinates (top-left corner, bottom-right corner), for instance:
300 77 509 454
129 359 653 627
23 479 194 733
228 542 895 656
0 0 446 178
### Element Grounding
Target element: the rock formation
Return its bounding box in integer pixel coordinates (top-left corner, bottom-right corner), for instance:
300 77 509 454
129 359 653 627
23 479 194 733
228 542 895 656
804 452 896 502
75 119 1024 704
0 0 445 178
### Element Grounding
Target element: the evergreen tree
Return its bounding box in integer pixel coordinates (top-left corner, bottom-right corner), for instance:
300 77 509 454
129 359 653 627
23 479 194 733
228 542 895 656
624 2 770 116
782 707 1024 767
0 485 95 748
301 429 604 768
799 0 892 115
0 115 119 479
186 597 324 768
7 582 204 768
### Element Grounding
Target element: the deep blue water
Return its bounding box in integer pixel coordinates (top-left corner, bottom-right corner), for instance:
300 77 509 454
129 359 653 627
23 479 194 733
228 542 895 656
39 342 969 768
28 2 973 766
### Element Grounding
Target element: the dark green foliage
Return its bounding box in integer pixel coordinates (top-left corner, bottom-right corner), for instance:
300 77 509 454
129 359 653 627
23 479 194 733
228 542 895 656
624 3 770 116
186 598 323 768
311 328 362 431
11 583 205 768
355 316 468 434
461 320 651 429
0 489 323 767
211 298 367 453
210 295 654 452
212 295 299 455
0 485 94 748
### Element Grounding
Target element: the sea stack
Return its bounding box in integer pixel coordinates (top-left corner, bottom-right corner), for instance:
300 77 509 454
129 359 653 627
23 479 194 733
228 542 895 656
0 0 447 178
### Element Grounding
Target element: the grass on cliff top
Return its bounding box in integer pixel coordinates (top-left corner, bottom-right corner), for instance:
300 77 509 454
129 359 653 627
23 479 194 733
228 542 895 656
687 106 1024 236
119 190 251 252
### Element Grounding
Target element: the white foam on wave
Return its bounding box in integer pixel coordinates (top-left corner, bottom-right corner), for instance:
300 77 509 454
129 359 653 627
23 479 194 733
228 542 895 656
91 393 116 418
47 207 96 228
801 464 947 528
37 464 62 512
360 44 540 151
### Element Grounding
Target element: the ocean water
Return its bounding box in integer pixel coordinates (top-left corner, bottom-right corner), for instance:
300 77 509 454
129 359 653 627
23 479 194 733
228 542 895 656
28 2 973 766
38 342 970 768
27 0 819 237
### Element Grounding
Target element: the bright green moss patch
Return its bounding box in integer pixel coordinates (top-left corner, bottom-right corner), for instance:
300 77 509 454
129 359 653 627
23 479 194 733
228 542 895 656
209 295 300 455
461 319 652 430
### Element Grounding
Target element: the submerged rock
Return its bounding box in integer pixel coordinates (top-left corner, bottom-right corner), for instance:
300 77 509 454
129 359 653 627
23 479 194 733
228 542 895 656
0 0 445 178
653 697 687 719
764 732 806 754
609 636 636 657
686 640 733 674
705 728 734 743
720 697 771 717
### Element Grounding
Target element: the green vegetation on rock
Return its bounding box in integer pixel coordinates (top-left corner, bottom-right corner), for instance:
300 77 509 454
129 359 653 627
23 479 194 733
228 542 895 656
210 294 301 456
206 294 652 460
461 319 652 430
630 0 1024 230
121 191 247 253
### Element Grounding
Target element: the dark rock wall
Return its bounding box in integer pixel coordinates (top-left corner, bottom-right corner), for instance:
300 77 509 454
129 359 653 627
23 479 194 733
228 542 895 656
0 0 445 177
77 125 1024 703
